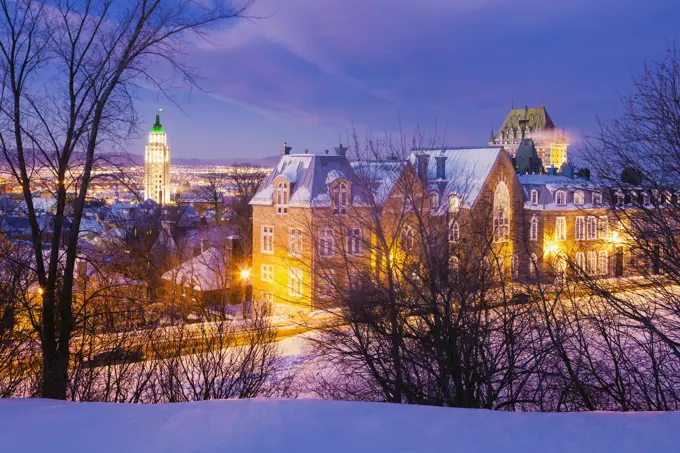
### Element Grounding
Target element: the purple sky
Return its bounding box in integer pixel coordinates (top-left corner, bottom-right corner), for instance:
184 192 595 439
132 0 680 161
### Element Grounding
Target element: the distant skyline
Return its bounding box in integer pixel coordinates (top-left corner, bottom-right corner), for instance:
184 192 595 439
131 0 680 161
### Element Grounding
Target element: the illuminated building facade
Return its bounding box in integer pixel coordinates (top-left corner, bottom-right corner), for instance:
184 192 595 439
490 105 568 170
144 112 171 205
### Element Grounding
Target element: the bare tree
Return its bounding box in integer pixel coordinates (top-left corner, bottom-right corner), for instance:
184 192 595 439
0 0 254 399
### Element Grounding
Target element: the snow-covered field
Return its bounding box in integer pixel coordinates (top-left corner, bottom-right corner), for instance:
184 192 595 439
0 398 678 453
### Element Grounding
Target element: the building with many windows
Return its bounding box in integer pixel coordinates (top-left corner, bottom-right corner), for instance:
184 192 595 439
144 112 171 206
250 141 637 313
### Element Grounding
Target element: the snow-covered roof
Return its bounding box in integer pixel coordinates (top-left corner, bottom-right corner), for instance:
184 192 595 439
519 174 608 210
250 153 363 208
351 160 407 206
162 247 230 292
410 147 504 208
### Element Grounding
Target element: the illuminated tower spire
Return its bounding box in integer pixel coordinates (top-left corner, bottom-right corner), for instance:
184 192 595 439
144 109 171 205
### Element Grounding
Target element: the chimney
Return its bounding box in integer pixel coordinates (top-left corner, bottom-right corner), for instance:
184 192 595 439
416 153 430 183
435 154 446 179
280 142 292 157
334 143 348 157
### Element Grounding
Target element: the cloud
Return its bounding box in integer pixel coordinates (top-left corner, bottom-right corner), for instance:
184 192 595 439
181 0 680 147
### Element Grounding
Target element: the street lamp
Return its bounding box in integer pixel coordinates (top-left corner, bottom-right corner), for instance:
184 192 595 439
240 268 251 319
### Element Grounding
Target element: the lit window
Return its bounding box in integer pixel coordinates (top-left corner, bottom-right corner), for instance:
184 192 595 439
575 252 585 271
593 191 602 205
450 256 460 272
587 251 597 275
347 228 362 255
318 229 335 257
449 194 460 213
575 216 585 241
429 191 439 209
261 226 274 254
555 217 566 241
511 253 519 279
260 264 274 282
288 268 303 298
494 182 510 243
402 226 415 251
276 181 289 214
530 189 539 205
598 251 608 276
289 228 303 256
574 190 584 206
529 216 538 241
259 292 274 303
555 190 567 206
449 220 460 243
587 216 597 240
598 216 609 239
333 182 349 215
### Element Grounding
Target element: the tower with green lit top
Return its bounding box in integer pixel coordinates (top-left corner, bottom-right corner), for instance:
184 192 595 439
144 110 171 205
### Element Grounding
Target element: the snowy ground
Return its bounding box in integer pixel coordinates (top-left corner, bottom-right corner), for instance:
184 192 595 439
1 398 678 453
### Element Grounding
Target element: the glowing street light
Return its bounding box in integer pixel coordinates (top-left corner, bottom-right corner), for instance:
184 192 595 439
240 268 251 280
37 287 44 295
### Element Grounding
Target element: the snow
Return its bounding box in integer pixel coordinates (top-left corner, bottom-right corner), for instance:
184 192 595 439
1 398 678 453
411 147 503 207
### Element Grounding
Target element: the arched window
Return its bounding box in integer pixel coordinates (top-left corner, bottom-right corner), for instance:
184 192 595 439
429 191 439 209
555 190 567 206
574 190 584 206
402 225 415 251
494 182 510 242
530 189 539 205
449 220 460 243
276 181 289 214
449 194 460 213
529 253 538 277
529 216 538 241
333 182 349 215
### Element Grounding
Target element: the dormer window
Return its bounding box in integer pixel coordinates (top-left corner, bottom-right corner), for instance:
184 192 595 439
555 190 567 206
593 191 602 205
530 189 539 205
616 192 624 207
333 182 349 215
643 192 651 207
276 181 289 214
429 191 439 209
574 190 584 206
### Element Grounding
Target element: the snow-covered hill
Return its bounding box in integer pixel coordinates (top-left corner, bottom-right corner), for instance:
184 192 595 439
0 398 678 453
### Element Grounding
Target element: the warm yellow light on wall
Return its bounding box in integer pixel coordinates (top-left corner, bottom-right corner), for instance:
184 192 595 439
544 241 560 255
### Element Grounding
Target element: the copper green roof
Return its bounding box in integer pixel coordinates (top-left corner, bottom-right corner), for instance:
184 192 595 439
151 114 164 133
497 105 555 136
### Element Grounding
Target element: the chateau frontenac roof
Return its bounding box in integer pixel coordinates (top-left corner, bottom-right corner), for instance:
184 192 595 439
495 105 555 139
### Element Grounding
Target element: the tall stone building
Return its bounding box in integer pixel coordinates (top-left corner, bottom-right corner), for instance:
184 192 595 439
144 112 171 205
490 105 568 170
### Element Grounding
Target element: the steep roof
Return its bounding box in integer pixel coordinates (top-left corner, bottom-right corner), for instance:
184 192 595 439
410 147 504 207
496 105 556 139
250 153 368 208
350 160 408 206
